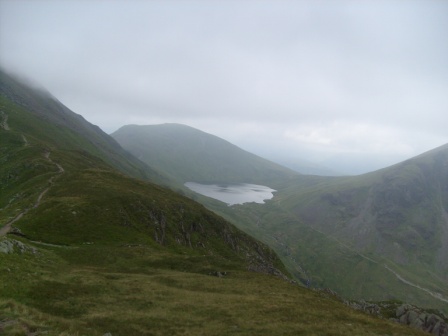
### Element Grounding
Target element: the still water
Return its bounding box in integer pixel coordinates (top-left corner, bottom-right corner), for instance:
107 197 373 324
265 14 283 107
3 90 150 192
185 182 276 206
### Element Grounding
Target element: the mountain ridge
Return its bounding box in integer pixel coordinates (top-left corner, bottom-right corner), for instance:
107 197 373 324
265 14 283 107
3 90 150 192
112 123 298 187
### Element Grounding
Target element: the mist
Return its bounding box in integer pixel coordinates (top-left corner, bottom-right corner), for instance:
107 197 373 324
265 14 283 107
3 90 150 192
1 0 447 174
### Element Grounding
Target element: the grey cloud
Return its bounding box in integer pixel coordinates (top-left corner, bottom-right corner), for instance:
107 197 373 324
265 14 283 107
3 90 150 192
0 0 447 174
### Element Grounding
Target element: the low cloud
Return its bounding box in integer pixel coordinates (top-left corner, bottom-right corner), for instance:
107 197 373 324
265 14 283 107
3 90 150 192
1 0 447 174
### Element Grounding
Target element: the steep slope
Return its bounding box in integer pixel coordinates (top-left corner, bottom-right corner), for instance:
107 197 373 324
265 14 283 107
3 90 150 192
0 70 285 276
111 119 448 314
0 70 166 184
111 123 297 187
286 143 448 272
219 144 448 313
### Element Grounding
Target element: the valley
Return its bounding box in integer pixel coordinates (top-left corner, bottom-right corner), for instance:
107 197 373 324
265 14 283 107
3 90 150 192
0 70 446 335
114 117 448 316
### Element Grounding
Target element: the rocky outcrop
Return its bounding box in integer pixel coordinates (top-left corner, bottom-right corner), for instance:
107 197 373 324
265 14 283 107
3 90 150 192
393 304 447 336
0 238 37 254
345 299 448 336
345 300 381 316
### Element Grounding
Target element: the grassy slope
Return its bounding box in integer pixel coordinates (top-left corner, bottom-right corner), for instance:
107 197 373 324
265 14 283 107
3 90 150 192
110 119 448 314
0 243 426 336
204 149 448 314
0 70 167 185
205 198 448 315
283 147 448 270
111 123 298 187
0 81 427 335
281 147 448 289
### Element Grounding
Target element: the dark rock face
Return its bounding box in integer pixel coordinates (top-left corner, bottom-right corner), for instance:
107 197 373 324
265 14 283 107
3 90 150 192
345 300 381 316
394 304 448 336
344 300 447 336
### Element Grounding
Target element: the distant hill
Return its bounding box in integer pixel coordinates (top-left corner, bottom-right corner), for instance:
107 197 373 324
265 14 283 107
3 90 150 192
111 123 298 187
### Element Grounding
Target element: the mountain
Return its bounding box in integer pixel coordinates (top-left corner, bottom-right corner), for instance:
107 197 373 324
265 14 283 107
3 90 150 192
0 72 429 335
109 115 448 314
286 143 448 273
213 143 448 314
111 123 298 186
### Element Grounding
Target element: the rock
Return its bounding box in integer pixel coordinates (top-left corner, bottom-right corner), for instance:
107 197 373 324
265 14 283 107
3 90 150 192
0 238 37 254
396 303 411 317
209 271 227 277
395 304 448 336
0 239 14 253
345 300 381 316
10 226 25 236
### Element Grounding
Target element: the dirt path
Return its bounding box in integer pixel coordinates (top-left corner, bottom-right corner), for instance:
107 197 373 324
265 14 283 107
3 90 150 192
324 228 448 304
0 151 64 237
320 228 448 304
384 265 448 304
22 134 28 146
291 223 448 304
0 111 10 130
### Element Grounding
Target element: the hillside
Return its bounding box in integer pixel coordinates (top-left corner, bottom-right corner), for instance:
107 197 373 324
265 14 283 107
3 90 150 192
111 123 297 187
209 144 448 314
110 117 448 315
109 117 448 314
0 72 431 334
284 143 448 273
0 70 167 185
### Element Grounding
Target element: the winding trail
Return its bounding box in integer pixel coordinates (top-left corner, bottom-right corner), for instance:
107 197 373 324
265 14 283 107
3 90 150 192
0 111 10 130
315 227 448 304
21 134 28 146
274 218 448 305
1 112 65 236
0 151 64 237
384 265 448 304
317 228 448 304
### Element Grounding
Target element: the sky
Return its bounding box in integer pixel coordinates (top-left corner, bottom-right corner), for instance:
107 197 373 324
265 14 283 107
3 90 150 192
1 0 447 175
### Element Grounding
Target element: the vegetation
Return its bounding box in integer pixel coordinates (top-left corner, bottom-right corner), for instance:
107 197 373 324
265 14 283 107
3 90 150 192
110 114 448 314
1 236 428 335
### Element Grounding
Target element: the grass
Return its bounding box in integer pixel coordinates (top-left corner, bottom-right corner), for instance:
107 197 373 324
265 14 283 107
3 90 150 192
207 197 448 315
0 238 427 336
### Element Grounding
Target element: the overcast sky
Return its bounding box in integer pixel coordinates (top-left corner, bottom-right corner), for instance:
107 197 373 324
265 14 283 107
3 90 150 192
1 0 447 174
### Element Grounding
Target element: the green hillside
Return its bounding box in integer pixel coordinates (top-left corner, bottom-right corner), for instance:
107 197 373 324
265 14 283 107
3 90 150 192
110 114 448 315
207 146 448 314
0 70 167 185
0 72 430 334
111 123 297 187
281 146 448 302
